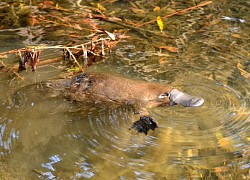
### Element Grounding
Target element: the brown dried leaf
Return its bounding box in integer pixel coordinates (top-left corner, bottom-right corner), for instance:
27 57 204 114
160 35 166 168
231 33 241 38
72 24 82 30
117 34 130 39
81 19 98 30
130 7 147 14
237 61 250 79
91 35 99 42
43 1 54 6
158 57 167 65
27 15 39 26
68 34 80 38
159 46 178 52
213 166 230 173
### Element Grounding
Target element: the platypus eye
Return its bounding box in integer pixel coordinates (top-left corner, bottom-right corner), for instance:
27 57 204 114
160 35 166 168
158 92 170 99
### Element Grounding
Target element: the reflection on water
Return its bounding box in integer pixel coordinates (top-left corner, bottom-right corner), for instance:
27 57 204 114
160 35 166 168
0 0 250 179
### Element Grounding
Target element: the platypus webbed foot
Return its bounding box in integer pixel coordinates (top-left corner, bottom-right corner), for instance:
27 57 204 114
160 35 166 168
129 116 158 135
170 89 204 107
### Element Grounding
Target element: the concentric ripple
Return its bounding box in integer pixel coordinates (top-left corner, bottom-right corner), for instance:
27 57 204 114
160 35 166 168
38 72 249 179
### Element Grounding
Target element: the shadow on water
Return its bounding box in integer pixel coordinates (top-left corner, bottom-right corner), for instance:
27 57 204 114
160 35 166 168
0 0 250 179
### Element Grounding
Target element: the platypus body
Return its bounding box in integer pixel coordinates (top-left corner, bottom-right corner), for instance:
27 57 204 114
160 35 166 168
51 72 204 134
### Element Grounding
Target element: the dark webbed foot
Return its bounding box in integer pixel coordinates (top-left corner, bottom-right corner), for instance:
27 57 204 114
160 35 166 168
129 116 158 135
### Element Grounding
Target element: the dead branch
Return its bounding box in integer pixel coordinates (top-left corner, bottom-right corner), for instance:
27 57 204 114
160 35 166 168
93 14 172 39
0 35 117 74
136 1 213 28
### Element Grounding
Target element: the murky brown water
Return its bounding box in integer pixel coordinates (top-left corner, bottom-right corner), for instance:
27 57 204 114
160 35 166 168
0 0 250 179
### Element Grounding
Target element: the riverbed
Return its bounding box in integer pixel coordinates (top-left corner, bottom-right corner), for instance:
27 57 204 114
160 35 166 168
0 0 249 179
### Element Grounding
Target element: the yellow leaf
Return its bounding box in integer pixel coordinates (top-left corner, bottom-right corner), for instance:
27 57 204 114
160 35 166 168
97 3 106 11
19 3 24 9
55 3 59 9
153 6 161 11
218 138 229 147
67 67 81 73
215 132 223 139
156 16 164 32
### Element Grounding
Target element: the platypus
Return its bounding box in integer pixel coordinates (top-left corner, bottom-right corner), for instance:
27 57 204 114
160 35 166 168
49 72 204 134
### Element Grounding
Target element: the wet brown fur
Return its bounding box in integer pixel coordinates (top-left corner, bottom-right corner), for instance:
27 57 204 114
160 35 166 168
67 72 173 110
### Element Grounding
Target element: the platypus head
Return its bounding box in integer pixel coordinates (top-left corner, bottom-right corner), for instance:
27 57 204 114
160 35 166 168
159 89 204 107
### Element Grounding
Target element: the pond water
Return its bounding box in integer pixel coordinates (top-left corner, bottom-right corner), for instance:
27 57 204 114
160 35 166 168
0 0 250 179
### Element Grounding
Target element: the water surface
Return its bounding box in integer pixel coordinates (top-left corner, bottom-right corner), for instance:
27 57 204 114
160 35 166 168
0 0 250 179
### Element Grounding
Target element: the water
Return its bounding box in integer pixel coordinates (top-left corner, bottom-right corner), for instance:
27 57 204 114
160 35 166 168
0 0 250 179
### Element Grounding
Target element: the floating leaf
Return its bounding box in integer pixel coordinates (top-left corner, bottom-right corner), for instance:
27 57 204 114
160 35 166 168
158 57 167 65
19 3 24 9
104 30 116 40
156 16 164 32
237 61 250 79
97 3 106 11
153 6 161 11
215 132 230 147
214 166 230 173
231 33 241 38
67 66 81 73
0 55 7 59
131 7 146 14
159 46 177 52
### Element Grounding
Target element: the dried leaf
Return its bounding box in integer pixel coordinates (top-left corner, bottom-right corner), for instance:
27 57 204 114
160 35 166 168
131 7 147 14
67 67 81 73
72 24 82 30
81 19 98 30
237 61 250 79
19 3 24 9
218 138 230 147
43 1 54 6
215 132 230 147
158 57 167 65
159 46 177 52
27 15 39 26
214 166 230 173
104 30 116 40
153 6 161 11
68 34 80 38
117 34 130 39
231 33 241 38
0 55 8 59
55 3 59 9
156 16 164 32
91 35 99 42
97 3 106 11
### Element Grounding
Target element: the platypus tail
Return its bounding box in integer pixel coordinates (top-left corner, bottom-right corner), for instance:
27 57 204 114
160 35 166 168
169 89 204 107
